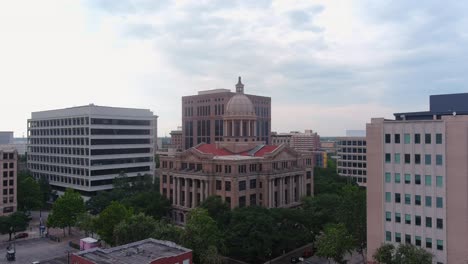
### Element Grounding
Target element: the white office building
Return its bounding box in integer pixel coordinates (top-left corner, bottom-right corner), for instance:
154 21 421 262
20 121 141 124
27 104 157 198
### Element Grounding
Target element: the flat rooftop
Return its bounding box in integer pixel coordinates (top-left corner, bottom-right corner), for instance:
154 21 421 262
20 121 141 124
75 238 191 264
31 104 156 119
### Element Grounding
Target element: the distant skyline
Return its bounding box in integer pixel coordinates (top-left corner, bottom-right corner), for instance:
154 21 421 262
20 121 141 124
1 0 468 137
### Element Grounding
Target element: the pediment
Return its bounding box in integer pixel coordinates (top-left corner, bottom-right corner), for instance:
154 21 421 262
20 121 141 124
268 146 300 160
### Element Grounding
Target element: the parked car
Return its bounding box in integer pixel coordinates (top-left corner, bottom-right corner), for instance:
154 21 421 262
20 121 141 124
14 232 28 239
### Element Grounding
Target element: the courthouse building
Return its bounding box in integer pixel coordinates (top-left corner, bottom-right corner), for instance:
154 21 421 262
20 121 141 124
160 78 313 224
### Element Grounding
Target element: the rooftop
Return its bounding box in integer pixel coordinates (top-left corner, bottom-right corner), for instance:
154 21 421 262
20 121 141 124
75 238 191 264
195 143 279 158
31 104 156 119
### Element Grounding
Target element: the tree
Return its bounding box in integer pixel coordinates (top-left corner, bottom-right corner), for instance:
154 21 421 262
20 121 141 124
76 213 97 238
336 185 367 261
47 189 85 236
113 213 158 246
122 191 171 220
373 243 433 264
95 201 133 245
38 175 53 205
0 212 30 241
151 219 183 244
86 189 126 215
17 174 42 211
200 195 231 229
316 223 354 264
225 207 275 263
182 208 224 263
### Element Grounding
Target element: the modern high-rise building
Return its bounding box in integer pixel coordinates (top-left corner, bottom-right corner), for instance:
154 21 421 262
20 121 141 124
0 147 17 215
181 77 271 149
27 105 157 198
271 130 320 152
336 136 367 186
160 78 313 224
367 93 468 264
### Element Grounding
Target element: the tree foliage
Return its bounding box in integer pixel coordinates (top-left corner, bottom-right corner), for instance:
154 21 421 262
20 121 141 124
0 212 30 241
122 191 170 220
316 223 354 264
113 213 158 246
373 243 433 264
182 208 224 263
47 189 85 235
200 195 231 229
95 201 133 245
76 213 97 238
17 173 42 211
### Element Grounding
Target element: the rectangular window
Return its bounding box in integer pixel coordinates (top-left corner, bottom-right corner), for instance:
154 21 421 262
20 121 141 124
436 133 442 144
385 172 391 183
425 133 431 144
426 217 432 228
249 179 256 189
414 154 421 164
426 238 432 249
395 134 401 144
436 197 443 208
425 196 432 207
395 173 401 183
425 175 432 186
238 181 246 191
405 194 411 205
415 195 421 206
404 174 411 184
216 180 222 190
415 174 421 185
436 176 443 187
385 192 391 203
404 133 410 144
395 233 401 243
385 153 391 163
437 218 443 229
415 215 421 226
225 181 231 191
405 234 411 244
415 236 422 247
404 154 411 164
436 155 443 165
395 213 401 223
425 155 431 165
405 214 411 224
385 211 391 222
437 240 443 251
394 153 400 164
385 134 391 143
386 231 392 242
395 193 401 203
415 133 421 144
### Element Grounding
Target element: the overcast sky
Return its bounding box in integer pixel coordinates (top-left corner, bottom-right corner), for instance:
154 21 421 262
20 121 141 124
1 0 468 137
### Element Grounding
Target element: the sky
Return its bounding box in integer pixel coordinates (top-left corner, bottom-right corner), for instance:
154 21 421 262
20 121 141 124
1 0 468 137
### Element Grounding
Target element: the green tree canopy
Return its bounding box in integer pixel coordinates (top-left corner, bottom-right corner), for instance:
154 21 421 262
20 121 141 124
17 174 42 211
373 243 433 264
0 212 30 241
76 212 97 238
47 189 85 236
95 201 133 245
316 223 354 264
200 195 231 229
122 191 170 220
182 208 224 263
113 213 158 246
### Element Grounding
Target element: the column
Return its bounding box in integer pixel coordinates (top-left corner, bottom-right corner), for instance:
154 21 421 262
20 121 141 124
269 180 273 208
240 120 243 137
174 177 178 206
253 121 257 137
224 121 228 137
231 120 235 137
289 176 294 204
201 180 205 201
192 179 197 208
279 178 283 207
205 180 209 199
184 178 189 208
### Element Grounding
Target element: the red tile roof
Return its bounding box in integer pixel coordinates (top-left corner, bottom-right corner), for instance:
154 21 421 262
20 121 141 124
195 144 279 157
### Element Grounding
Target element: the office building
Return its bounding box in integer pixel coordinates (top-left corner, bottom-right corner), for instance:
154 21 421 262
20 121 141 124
160 82 313 224
0 147 17 215
27 105 157 198
271 130 320 151
71 238 192 264
0 132 13 145
170 129 182 151
336 136 367 186
367 93 468 264
181 77 271 149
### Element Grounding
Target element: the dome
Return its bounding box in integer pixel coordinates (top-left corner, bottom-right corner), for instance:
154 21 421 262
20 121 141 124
225 94 256 117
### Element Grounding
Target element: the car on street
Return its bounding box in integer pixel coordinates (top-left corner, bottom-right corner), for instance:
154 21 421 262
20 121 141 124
14 232 28 239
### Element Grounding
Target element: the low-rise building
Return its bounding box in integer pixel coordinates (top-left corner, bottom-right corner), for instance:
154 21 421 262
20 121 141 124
0 147 17 215
71 238 192 264
271 130 320 151
336 136 367 186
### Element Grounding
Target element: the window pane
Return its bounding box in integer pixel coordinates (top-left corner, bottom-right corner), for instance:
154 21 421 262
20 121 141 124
415 236 422 247
436 176 443 187
425 196 432 207
436 133 442 144
437 240 443 251
394 153 400 164
405 194 411 205
395 173 401 183
436 155 443 165
385 134 391 143
395 134 400 144
426 238 432 248
437 218 443 229
385 192 391 202
385 172 391 183
395 213 401 223
395 233 401 243
426 217 432 227
436 197 443 208
386 231 392 241
425 175 432 186
415 195 421 205
415 174 421 185
425 154 431 165
405 214 411 224
415 134 421 144
405 174 411 184
385 211 391 221
414 154 421 164
385 153 391 163
425 133 431 144
395 193 401 203
404 133 410 144
404 154 411 164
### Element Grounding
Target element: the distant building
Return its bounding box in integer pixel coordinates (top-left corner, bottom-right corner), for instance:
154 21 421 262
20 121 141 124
313 151 328 169
367 93 468 264
157 137 172 150
345 130 366 137
336 136 367 186
181 77 271 149
0 147 17 215
27 104 157 198
271 130 320 151
71 238 192 264
170 130 183 151
0 132 13 145
320 141 337 153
